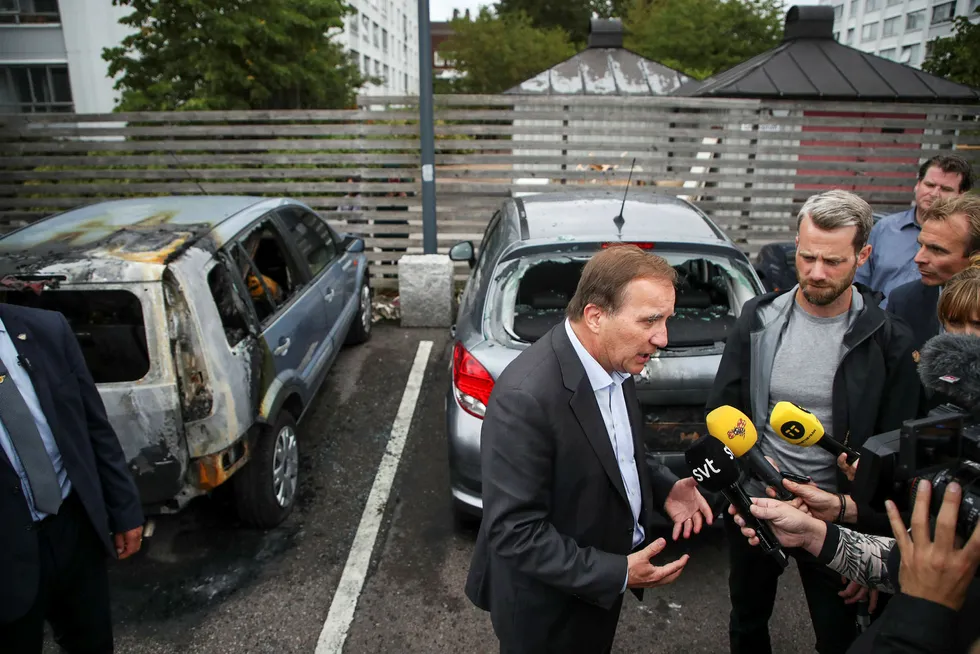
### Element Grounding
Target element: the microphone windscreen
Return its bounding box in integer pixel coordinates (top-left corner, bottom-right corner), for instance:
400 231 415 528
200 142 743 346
706 405 759 457
684 435 741 491
918 333 980 411
769 401 826 447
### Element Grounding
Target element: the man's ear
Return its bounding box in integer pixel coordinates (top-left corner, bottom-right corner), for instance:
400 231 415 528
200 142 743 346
857 244 872 267
582 304 603 333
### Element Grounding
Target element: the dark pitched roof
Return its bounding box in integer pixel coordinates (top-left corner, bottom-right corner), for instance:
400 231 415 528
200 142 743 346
505 19 690 96
673 5 980 103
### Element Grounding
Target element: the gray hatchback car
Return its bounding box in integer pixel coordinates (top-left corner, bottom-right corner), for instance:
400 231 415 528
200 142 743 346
445 190 765 524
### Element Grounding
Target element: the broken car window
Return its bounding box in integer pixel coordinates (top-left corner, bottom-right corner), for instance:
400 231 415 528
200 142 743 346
207 262 251 347
5 289 150 383
232 220 302 323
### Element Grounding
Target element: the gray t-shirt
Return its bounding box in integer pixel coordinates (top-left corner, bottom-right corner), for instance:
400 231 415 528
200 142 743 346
758 301 849 493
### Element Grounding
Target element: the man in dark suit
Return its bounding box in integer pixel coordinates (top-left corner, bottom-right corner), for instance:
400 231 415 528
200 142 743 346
0 300 144 653
888 194 980 351
465 245 714 654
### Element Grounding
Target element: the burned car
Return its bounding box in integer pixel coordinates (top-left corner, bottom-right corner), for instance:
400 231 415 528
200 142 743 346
445 190 765 524
0 196 372 528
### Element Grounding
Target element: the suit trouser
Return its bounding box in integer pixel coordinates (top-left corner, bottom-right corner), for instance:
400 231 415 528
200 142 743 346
725 512 858 654
0 492 113 654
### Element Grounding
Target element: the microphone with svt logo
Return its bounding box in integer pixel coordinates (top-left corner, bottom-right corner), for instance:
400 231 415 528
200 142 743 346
684 435 789 568
769 401 859 465
706 405 794 501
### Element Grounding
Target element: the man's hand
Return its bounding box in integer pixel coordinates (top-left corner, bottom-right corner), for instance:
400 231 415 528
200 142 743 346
838 453 859 482
839 579 879 613
886 480 980 611
664 477 714 540
114 525 144 560
770 479 849 523
728 497 827 553
626 537 689 589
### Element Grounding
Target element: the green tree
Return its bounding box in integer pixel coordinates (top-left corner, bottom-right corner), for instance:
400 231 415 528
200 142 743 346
103 0 368 111
437 9 577 94
494 0 630 43
624 0 783 79
921 14 980 89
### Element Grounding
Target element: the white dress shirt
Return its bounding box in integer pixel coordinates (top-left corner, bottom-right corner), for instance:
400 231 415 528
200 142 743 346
563 319 645 551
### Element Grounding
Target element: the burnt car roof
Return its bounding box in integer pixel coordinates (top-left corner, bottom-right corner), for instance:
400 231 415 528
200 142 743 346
0 196 270 279
513 190 727 244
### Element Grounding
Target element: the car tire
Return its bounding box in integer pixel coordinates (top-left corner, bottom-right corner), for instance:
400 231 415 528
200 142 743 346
345 280 372 345
234 412 300 528
452 505 481 532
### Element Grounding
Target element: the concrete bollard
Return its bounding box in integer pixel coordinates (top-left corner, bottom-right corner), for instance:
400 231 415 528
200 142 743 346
397 254 454 327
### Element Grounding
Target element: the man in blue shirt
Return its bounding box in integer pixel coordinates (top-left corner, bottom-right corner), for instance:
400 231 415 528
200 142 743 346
854 154 973 306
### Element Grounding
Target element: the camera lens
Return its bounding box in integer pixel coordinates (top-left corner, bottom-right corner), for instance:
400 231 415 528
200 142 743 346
911 462 980 542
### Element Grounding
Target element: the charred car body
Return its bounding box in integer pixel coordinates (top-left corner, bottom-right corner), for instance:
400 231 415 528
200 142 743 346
0 196 372 527
446 190 765 523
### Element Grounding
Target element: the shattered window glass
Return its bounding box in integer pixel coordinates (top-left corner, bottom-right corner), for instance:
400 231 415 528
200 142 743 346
492 250 758 348
207 262 251 347
6 289 149 382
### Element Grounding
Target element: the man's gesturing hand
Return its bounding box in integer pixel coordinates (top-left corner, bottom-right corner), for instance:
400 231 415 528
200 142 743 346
886 480 980 611
114 525 143 560
665 477 714 540
626 538 689 589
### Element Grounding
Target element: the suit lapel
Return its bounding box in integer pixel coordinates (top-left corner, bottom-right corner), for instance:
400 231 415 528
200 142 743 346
623 377 655 529
552 325 631 508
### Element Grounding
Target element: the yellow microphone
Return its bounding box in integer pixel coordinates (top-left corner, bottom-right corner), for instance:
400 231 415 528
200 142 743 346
769 402 859 464
706 405 793 501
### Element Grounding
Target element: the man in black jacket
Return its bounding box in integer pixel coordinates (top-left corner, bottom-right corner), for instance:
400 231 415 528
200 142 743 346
887 194 980 352
707 190 921 654
0 301 144 653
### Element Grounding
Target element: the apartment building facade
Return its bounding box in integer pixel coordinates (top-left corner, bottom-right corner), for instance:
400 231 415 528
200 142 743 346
819 0 980 68
0 0 417 115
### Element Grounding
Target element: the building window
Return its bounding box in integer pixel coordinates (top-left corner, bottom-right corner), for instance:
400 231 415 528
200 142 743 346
931 2 955 24
905 9 924 30
383 64 389 88
0 0 59 24
900 43 920 65
878 48 896 60
404 72 409 90
846 27 855 44
350 10 359 35
374 60 380 76
403 42 408 61
403 14 408 36
882 16 899 36
363 54 370 74
382 28 388 53
833 4 843 20
865 0 879 11
886 0 902 6
861 21 878 41
373 21 380 48
0 64 73 113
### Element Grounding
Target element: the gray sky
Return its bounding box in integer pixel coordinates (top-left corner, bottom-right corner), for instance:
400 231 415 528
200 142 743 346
429 0 824 22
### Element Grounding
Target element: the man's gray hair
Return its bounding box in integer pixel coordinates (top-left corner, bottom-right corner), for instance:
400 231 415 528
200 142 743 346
796 190 874 251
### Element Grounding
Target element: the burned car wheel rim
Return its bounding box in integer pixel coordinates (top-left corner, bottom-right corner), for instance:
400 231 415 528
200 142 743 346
360 284 371 334
273 425 299 508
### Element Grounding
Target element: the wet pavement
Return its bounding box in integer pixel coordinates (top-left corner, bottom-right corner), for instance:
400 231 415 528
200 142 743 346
45 325 815 653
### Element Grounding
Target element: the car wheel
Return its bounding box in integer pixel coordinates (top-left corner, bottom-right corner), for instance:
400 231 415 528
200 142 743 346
452 504 481 532
234 412 300 528
345 280 372 345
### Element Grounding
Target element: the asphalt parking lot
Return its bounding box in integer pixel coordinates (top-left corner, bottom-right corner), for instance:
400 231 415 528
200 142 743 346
47 325 815 653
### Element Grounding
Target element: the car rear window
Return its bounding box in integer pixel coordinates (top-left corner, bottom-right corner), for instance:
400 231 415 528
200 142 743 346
4 289 150 383
492 249 760 348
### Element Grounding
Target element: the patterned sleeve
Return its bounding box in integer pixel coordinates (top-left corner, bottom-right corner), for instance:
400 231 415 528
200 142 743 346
823 525 897 593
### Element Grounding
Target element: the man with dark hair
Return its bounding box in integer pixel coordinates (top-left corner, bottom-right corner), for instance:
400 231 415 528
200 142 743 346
465 244 713 654
855 154 974 305
887 194 980 351
708 190 921 654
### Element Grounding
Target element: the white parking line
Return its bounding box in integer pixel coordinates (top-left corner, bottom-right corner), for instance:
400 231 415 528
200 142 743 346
315 340 434 654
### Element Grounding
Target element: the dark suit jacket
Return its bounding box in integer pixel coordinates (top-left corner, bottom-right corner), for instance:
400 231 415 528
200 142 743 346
886 280 940 353
0 303 143 623
464 323 679 653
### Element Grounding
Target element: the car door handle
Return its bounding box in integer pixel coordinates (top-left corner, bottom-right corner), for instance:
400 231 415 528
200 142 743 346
324 288 335 302
274 337 290 356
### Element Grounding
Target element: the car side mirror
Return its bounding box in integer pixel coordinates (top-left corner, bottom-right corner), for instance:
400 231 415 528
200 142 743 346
345 236 365 253
449 241 475 267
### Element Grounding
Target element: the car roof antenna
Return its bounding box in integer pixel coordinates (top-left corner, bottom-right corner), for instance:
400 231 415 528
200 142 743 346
613 158 635 234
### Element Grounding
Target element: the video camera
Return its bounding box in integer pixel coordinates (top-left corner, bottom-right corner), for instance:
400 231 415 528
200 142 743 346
852 333 980 541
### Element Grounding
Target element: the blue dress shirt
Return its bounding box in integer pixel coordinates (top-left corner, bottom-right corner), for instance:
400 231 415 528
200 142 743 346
564 320 645 592
0 316 72 521
854 207 921 307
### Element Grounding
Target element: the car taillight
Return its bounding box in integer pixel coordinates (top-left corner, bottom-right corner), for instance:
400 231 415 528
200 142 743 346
601 242 655 249
452 341 494 419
